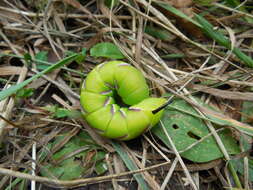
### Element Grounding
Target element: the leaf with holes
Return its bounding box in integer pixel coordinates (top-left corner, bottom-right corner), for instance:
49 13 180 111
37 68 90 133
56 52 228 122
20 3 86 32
152 98 240 163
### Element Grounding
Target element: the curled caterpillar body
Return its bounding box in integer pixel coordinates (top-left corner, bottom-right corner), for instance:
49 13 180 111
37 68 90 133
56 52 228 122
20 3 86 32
80 61 166 140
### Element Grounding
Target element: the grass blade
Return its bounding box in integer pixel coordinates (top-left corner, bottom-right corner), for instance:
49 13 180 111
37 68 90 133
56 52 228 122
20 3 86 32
112 141 150 190
194 14 253 68
156 2 202 28
0 53 79 101
223 0 253 23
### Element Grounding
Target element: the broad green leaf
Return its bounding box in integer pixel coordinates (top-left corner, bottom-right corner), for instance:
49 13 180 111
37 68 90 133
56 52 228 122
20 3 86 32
40 132 107 180
0 53 79 101
42 157 84 180
112 142 150 190
160 95 253 137
152 98 240 163
144 26 172 41
52 142 85 161
195 14 253 68
90 42 125 59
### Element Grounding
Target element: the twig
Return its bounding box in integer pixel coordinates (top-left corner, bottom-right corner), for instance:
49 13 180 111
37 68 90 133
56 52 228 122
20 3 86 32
0 161 170 188
214 3 253 19
160 121 198 190
0 6 132 19
160 158 178 190
31 142 36 190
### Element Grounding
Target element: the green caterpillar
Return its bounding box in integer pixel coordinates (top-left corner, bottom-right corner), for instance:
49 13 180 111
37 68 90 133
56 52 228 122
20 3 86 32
80 61 166 140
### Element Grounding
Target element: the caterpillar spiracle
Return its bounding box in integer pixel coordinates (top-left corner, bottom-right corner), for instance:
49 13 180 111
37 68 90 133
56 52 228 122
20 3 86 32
80 61 166 140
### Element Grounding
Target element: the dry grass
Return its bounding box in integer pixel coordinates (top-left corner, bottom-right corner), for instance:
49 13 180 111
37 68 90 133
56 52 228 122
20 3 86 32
0 0 253 189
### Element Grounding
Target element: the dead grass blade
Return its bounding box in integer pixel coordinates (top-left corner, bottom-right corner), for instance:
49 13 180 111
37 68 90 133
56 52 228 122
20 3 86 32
192 84 253 101
0 161 169 188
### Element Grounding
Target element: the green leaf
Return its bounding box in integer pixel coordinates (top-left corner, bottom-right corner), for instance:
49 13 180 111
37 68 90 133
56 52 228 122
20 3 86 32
241 101 253 123
50 133 90 161
95 161 108 175
156 2 201 27
200 106 253 136
77 48 87 63
90 151 107 162
144 26 172 41
159 96 253 137
230 158 253 182
35 51 48 62
4 175 25 190
53 108 81 119
43 105 82 119
40 132 107 180
161 53 185 59
152 98 240 163
41 144 87 179
112 141 150 190
195 14 230 47
195 14 253 68
225 0 240 7
54 108 71 118
34 51 49 70
16 88 34 98
104 0 119 8
23 53 32 67
42 157 84 180
23 53 32 62
224 0 253 23
0 53 79 101
90 42 125 59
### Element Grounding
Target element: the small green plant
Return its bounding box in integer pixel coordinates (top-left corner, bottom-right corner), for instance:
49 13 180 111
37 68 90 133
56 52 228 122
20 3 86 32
43 105 82 119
